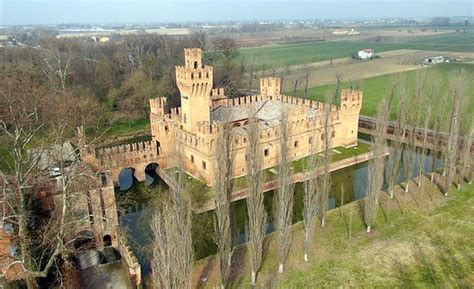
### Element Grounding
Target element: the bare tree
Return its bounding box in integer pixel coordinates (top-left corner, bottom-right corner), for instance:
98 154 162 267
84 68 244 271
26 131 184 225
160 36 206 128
416 71 440 187
151 131 193 289
41 39 74 93
319 90 337 227
213 119 235 288
458 121 473 188
386 77 407 198
429 94 450 182
291 79 301 96
459 124 474 184
302 62 311 99
276 107 294 274
302 138 321 262
402 75 423 193
443 70 470 196
247 56 257 93
365 100 389 232
245 112 267 286
0 76 99 288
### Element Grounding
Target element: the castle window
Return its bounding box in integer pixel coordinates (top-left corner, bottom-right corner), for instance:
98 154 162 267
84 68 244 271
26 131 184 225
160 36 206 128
199 72 202 79
191 73 194 79
294 140 299 148
194 61 198 69
190 155 194 164
308 137 313 144
183 114 187 124
332 131 335 138
264 148 269 157
202 161 207 170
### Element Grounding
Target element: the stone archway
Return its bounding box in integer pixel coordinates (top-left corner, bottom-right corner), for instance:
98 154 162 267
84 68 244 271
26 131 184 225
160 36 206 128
118 167 136 191
144 162 167 187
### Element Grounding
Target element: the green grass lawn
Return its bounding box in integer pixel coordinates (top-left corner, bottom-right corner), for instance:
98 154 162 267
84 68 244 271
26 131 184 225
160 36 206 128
102 118 150 138
292 63 474 117
239 32 474 68
193 176 474 288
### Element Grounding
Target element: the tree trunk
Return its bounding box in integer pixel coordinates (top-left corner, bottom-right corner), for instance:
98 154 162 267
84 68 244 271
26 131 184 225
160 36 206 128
26 277 39 289
251 270 257 286
278 263 284 274
405 181 409 193
321 217 325 228
304 253 308 262
366 225 371 233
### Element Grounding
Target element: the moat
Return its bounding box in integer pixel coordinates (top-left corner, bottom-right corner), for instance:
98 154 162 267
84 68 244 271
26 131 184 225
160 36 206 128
117 139 442 277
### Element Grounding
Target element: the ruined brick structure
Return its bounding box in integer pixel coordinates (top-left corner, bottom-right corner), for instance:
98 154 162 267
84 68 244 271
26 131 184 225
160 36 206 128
83 48 362 186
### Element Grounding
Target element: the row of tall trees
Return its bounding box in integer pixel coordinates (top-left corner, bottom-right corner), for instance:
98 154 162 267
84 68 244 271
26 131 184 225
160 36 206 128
363 68 472 232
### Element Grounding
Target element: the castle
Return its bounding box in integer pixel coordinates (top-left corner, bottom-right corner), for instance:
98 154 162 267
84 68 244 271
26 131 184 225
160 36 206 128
148 48 362 185
84 48 362 186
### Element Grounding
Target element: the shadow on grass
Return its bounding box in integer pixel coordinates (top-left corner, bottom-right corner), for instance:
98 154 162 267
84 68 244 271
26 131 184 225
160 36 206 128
228 245 247 288
392 234 471 288
429 234 472 289
196 256 216 289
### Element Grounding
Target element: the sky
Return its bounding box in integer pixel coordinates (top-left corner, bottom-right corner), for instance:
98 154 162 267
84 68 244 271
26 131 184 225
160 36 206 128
1 0 472 26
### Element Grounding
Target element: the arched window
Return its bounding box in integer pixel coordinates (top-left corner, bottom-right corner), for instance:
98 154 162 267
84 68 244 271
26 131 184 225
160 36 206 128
194 61 198 69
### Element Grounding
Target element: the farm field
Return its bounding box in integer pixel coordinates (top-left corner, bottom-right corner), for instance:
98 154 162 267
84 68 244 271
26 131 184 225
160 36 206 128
291 63 474 117
239 32 474 68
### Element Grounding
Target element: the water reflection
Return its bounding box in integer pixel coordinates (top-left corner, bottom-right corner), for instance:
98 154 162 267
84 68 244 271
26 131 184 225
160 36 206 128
118 141 443 279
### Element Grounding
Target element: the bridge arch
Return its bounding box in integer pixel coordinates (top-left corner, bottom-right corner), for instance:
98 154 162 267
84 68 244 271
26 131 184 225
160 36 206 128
118 167 136 191
144 162 167 188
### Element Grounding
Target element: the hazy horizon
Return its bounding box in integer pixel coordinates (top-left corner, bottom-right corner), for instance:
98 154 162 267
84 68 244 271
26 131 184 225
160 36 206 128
1 0 472 26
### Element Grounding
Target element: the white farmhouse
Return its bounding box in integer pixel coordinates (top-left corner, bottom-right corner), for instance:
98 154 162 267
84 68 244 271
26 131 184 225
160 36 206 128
357 48 375 60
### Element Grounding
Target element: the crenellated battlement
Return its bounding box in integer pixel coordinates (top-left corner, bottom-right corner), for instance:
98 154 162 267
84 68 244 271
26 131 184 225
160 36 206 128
210 87 225 97
96 140 157 158
341 89 363 102
149 97 167 116
260 77 281 97
340 89 363 115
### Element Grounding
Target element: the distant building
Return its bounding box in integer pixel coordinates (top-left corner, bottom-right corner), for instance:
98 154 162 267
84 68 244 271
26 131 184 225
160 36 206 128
357 49 375 60
91 36 111 43
424 56 444 65
332 29 360 35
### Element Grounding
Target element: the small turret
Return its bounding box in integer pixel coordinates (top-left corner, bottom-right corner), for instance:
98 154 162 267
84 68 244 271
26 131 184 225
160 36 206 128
339 89 363 147
260 77 281 98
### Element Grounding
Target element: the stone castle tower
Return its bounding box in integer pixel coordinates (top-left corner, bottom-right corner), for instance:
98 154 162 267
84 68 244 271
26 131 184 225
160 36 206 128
175 48 213 132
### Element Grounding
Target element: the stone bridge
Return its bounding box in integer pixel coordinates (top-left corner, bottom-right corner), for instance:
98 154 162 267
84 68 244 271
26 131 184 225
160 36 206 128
82 140 172 187
358 116 474 152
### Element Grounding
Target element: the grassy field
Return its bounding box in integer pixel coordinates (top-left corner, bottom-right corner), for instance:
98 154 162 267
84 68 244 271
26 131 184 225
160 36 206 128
239 32 474 68
104 118 150 137
292 63 474 117
192 175 474 288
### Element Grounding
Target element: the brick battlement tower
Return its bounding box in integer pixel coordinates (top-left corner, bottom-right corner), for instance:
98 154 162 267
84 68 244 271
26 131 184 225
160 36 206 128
176 48 213 132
